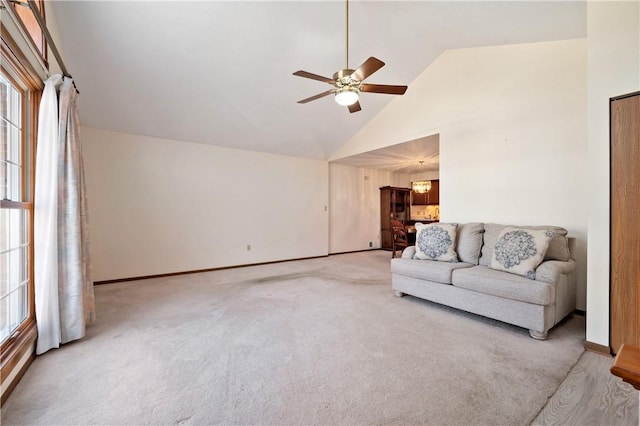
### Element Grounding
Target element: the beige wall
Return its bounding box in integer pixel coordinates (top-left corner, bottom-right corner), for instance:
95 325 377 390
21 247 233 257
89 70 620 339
82 127 329 281
83 130 415 274
586 1 640 347
410 171 440 182
328 163 409 253
332 39 589 310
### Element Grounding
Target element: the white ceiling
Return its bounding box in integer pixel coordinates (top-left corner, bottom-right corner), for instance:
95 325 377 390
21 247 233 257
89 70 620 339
51 1 586 166
333 134 439 173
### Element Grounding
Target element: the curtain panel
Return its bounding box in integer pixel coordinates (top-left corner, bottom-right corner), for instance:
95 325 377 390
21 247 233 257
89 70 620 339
34 75 95 355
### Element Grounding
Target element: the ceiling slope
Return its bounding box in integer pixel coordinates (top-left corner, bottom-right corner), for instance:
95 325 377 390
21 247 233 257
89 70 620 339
51 1 586 161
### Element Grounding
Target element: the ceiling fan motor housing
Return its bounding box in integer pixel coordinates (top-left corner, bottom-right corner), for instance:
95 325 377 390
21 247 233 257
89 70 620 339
333 69 359 88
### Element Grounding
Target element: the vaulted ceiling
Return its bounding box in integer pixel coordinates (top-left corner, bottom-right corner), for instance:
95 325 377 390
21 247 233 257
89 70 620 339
51 1 586 167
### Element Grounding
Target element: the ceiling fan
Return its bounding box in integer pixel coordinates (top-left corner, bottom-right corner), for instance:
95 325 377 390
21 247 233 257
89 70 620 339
293 0 408 113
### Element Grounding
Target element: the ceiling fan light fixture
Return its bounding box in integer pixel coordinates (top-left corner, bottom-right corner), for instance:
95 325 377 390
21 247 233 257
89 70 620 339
334 87 360 106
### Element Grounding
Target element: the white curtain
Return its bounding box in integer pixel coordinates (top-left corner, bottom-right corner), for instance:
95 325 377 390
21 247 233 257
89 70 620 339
35 75 62 354
34 75 95 355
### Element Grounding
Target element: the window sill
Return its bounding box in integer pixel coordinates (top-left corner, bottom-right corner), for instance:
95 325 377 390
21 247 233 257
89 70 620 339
1 318 37 405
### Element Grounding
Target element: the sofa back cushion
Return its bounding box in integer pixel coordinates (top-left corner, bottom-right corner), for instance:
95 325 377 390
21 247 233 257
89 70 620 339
479 224 570 266
456 222 485 265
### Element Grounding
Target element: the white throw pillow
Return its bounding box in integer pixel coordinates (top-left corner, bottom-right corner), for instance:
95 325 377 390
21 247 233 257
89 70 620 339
489 227 554 279
414 223 458 262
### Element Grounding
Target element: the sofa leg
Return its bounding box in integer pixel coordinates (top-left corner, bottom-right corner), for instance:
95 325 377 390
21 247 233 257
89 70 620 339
529 330 548 340
393 290 404 297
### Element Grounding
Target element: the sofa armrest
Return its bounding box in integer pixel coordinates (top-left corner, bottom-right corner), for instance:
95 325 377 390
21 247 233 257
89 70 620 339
535 259 577 284
401 246 416 259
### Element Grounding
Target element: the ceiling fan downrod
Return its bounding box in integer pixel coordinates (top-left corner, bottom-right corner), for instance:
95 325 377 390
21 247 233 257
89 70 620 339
345 0 349 70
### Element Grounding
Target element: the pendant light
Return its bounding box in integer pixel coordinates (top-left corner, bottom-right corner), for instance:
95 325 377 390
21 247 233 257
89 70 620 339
412 161 432 194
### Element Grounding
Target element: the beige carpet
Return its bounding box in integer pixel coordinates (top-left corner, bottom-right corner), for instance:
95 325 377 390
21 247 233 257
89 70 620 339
2 251 585 425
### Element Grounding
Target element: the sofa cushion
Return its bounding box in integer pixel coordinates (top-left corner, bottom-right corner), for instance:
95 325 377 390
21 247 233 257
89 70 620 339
528 226 570 261
479 224 570 266
391 258 474 285
414 223 458 262
479 223 502 266
456 223 485 265
489 227 553 279
452 265 555 305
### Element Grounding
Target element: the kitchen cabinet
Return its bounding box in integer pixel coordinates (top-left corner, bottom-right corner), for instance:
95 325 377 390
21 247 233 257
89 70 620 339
411 179 439 205
380 186 411 250
411 190 427 205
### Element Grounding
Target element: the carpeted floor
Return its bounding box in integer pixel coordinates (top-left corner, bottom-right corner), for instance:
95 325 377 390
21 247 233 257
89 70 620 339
2 251 585 425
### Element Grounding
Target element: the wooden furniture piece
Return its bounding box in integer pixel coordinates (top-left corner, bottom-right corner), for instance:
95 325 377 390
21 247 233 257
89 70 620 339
390 220 409 258
406 225 417 246
380 186 411 250
611 344 640 390
411 179 439 205
610 91 640 354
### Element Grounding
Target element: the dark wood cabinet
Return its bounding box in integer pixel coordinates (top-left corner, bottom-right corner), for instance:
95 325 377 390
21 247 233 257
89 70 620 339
610 91 640 354
428 180 439 205
411 191 428 205
411 179 439 205
380 186 411 250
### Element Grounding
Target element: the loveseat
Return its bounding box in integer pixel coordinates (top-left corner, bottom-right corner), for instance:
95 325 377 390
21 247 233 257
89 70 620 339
390 223 576 340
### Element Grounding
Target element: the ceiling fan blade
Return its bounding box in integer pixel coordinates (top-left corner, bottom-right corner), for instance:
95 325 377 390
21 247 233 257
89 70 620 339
352 57 385 81
348 101 362 113
297 90 334 104
361 84 408 95
293 70 335 84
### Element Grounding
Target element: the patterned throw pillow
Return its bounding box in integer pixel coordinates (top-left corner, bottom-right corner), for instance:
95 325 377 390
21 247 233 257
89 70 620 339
414 223 458 262
489 227 554 279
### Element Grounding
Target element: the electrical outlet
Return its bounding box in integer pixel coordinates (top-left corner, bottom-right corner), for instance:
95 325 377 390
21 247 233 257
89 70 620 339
247 244 251 251
369 241 373 247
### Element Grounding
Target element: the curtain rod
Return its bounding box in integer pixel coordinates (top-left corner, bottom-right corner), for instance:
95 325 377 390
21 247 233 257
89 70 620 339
8 0 79 93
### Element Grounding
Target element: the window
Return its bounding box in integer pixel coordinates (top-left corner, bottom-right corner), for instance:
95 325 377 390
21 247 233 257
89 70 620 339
11 0 48 65
0 30 42 403
1 72 31 343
